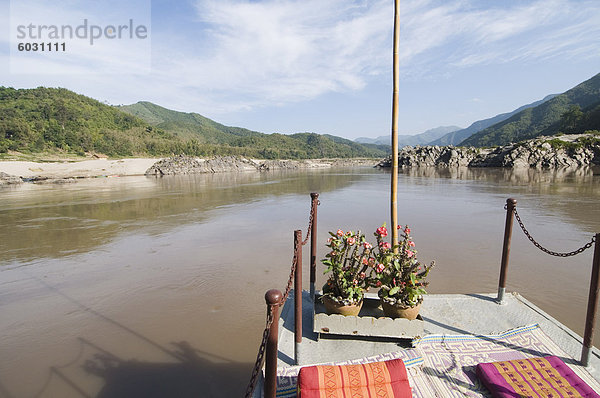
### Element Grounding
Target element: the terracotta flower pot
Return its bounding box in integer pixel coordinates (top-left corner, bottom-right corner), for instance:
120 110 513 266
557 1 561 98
381 300 421 320
322 295 363 316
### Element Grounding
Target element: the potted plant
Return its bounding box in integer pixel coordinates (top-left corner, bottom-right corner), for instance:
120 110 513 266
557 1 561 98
371 224 434 320
321 229 374 316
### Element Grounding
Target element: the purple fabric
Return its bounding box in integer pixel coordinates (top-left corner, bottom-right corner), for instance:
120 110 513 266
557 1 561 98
477 356 600 397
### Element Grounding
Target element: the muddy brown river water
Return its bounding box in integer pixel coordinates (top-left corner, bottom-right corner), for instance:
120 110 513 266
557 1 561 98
0 166 599 397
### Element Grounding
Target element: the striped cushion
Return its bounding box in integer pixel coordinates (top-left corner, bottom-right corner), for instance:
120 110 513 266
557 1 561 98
476 356 600 398
297 358 411 398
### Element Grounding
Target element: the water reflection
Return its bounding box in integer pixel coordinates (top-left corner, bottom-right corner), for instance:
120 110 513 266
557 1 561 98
396 166 600 233
0 170 366 264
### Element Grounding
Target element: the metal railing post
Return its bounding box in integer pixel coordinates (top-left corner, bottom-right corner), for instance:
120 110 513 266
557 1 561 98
264 289 282 398
498 198 517 304
294 229 302 364
582 233 600 367
310 193 319 299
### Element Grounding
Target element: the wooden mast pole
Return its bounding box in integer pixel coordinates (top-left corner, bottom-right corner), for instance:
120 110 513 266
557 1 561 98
391 0 400 249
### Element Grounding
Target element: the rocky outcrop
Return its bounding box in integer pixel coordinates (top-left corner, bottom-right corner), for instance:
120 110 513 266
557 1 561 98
376 133 600 169
0 172 22 185
145 155 258 175
146 155 378 175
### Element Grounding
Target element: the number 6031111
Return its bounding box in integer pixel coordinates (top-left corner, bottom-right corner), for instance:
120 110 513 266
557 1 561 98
17 42 66 51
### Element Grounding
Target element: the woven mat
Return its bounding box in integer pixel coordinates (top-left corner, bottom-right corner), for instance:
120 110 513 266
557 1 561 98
408 324 600 397
273 324 600 397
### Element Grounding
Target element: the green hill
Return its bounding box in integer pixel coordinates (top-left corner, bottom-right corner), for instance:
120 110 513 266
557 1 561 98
461 73 600 147
118 101 389 158
117 101 263 144
0 86 154 156
0 88 388 159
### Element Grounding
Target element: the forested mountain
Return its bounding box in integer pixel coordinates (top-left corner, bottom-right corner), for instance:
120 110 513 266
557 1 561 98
119 101 389 158
430 95 557 146
461 73 600 147
539 101 600 136
118 101 264 143
0 87 388 158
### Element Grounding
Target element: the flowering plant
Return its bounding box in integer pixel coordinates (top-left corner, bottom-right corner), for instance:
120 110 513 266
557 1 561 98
370 224 434 307
321 229 374 305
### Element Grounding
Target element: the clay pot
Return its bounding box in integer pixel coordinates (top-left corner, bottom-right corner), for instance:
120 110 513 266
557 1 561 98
381 300 421 320
321 296 363 316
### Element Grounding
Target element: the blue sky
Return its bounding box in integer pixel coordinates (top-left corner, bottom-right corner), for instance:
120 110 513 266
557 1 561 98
1 0 599 140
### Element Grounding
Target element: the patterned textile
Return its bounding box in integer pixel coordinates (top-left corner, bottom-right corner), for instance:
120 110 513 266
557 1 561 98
276 351 423 398
476 356 600 398
297 358 411 398
274 325 600 398
409 324 600 397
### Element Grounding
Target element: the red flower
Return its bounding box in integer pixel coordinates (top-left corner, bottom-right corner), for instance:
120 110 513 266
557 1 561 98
336 229 344 237
376 226 388 237
347 237 356 245
379 241 391 251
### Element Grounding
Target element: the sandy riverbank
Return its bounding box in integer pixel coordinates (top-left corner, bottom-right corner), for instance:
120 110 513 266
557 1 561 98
0 158 161 180
0 156 379 183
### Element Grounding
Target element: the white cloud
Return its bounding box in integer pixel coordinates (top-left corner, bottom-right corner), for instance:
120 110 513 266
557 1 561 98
156 0 392 110
149 0 600 114
4 0 599 117
399 0 600 70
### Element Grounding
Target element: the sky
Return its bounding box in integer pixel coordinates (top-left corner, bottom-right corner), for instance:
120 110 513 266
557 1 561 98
1 0 600 140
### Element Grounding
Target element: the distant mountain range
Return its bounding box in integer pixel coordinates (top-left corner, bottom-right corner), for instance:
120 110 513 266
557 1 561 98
356 126 461 147
356 72 599 148
2 72 598 158
430 95 557 146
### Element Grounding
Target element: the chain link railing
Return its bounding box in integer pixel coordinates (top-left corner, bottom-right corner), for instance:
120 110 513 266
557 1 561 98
244 306 275 398
501 198 600 367
508 205 596 257
244 195 319 398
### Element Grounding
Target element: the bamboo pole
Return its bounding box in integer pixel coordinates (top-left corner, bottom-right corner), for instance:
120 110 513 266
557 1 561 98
391 0 400 250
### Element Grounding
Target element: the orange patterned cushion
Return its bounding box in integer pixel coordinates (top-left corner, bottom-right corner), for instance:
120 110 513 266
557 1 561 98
297 358 411 398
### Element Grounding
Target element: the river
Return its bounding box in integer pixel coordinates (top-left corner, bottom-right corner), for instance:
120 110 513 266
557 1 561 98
0 166 599 397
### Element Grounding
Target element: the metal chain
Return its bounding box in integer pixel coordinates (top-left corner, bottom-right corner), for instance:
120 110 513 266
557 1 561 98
244 308 275 398
281 251 298 305
513 208 596 257
283 198 319 303
244 196 319 397
302 198 320 246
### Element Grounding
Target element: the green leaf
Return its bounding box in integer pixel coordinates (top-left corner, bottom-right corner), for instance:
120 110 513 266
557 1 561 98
388 286 400 296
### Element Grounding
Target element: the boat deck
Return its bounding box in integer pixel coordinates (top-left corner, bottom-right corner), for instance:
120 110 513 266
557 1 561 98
276 291 600 381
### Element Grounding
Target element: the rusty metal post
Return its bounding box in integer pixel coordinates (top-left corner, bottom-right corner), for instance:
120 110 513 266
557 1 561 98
294 229 302 364
310 193 319 299
497 198 517 304
264 289 282 398
582 233 600 367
